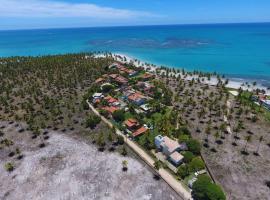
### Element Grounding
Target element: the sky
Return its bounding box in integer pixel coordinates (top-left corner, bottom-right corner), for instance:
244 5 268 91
0 0 270 30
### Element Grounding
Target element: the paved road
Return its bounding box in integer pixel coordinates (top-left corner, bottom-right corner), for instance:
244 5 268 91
87 100 192 200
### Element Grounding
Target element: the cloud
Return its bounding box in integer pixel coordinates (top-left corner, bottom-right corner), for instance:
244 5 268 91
0 0 156 19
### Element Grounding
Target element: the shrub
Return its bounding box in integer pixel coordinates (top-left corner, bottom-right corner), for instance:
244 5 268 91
117 135 125 145
188 157 205 173
192 175 226 200
187 139 201 155
178 134 190 143
177 165 189 179
112 110 125 122
183 151 195 163
85 115 101 129
102 84 114 93
4 162 14 172
100 109 109 118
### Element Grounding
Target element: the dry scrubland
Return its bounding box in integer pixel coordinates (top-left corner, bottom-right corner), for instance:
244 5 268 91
165 77 270 200
0 121 180 200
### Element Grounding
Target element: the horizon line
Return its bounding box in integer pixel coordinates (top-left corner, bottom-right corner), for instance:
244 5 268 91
1 21 270 32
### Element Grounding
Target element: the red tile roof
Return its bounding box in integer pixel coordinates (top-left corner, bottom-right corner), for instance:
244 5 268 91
109 74 118 79
104 96 118 104
115 76 128 84
132 126 148 137
128 92 145 102
102 106 119 114
142 73 154 79
124 118 139 128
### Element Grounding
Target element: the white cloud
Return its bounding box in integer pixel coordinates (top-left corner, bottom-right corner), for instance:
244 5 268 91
0 0 156 19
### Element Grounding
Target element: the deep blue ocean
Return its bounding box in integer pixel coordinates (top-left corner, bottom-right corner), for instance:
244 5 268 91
1 23 270 86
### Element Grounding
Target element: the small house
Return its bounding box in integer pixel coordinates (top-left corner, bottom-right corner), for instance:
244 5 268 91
124 118 140 131
132 126 148 137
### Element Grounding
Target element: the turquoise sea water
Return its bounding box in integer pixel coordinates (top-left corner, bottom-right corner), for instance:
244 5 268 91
1 23 270 86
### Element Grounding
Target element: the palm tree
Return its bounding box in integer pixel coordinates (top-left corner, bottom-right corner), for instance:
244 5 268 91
255 136 264 155
243 135 252 153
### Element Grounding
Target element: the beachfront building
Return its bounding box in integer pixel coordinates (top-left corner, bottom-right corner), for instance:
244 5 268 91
117 64 138 77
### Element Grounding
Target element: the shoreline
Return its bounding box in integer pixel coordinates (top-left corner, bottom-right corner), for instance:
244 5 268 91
97 52 270 95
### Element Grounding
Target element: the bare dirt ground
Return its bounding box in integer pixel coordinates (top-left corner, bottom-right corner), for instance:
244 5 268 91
0 121 181 200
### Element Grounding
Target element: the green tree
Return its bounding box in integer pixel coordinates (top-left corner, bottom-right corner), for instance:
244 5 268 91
192 175 226 200
188 157 205 173
154 160 161 171
177 165 189 179
187 139 201 155
112 110 125 122
4 162 14 172
183 151 195 163
85 115 101 129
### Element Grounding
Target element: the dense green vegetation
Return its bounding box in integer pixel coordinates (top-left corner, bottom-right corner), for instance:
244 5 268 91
192 175 226 200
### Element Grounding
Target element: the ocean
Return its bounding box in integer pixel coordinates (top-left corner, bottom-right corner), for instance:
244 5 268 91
1 23 270 86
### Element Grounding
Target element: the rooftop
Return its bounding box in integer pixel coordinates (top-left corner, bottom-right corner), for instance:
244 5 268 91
102 106 119 114
124 118 139 128
133 126 148 137
162 136 181 153
169 151 184 162
104 95 118 104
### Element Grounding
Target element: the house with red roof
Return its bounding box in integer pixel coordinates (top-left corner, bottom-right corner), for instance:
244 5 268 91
142 73 155 81
101 106 119 115
124 118 140 131
128 92 147 106
109 74 128 85
104 95 118 105
132 126 148 137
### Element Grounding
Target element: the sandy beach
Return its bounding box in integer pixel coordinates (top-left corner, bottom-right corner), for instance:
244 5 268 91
95 53 270 95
